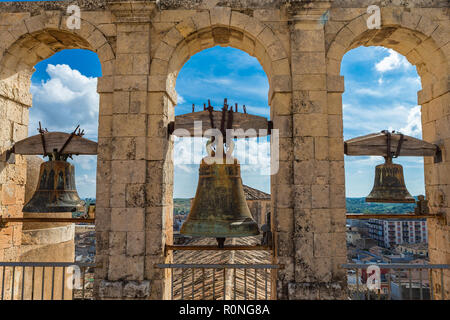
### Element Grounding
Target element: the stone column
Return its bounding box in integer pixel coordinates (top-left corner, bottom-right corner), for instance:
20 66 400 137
0 69 32 263
277 1 347 299
95 2 160 300
421 86 450 299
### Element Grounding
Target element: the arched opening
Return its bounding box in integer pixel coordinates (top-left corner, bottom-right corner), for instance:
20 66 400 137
327 17 449 299
343 46 424 205
342 46 428 298
25 48 101 299
150 12 291 299
0 24 111 300
171 46 271 299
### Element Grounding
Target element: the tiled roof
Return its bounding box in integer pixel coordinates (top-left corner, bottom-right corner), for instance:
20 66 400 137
172 236 272 300
188 185 270 202
397 243 428 250
242 185 270 200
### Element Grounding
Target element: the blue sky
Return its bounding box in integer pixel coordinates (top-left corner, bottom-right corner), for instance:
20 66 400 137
27 45 424 199
341 47 423 197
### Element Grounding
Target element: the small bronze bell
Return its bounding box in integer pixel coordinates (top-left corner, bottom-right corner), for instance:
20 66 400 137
23 159 85 213
365 157 415 203
180 140 259 246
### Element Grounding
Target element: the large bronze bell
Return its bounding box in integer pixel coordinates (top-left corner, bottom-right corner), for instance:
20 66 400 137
180 142 259 245
23 159 85 213
365 157 415 203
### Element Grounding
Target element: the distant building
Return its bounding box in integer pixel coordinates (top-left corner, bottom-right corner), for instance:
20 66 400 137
346 224 376 249
367 219 428 248
242 185 270 228
346 225 362 246
346 219 370 237
396 243 428 257
391 281 431 300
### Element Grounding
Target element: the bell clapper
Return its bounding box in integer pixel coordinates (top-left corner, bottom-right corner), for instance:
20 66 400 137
216 238 226 248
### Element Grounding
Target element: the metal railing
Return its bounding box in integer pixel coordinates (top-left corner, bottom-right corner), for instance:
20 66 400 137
0 262 95 300
156 263 279 300
342 263 450 300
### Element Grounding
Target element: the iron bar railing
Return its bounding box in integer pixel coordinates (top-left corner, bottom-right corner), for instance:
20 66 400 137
156 263 280 300
0 262 95 300
346 213 443 220
342 263 450 300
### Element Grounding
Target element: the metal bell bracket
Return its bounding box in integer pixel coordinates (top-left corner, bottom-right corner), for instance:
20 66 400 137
382 130 404 161
206 137 234 158
0 216 7 229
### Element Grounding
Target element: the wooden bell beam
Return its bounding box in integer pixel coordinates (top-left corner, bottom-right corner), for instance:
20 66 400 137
12 131 98 155
169 99 271 138
344 131 441 162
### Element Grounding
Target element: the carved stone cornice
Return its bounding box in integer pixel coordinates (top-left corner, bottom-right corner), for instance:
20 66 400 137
106 0 157 23
284 0 333 28
285 1 332 17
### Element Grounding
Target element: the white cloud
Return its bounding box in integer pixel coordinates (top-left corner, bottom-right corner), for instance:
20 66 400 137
173 136 271 176
178 94 186 105
244 105 270 117
375 49 410 73
203 77 233 86
395 105 422 138
235 138 271 175
29 64 99 199
72 155 97 171
76 173 96 186
343 103 413 133
343 103 421 139
179 74 269 101
173 137 207 173
345 155 382 166
354 87 384 97
29 64 99 140
75 173 97 198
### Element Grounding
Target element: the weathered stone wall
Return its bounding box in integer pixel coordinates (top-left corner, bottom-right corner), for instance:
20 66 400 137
0 69 31 262
0 0 447 300
247 199 271 227
325 2 449 299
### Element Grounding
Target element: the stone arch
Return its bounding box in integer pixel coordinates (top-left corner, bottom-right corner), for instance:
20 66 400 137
326 10 448 102
0 12 115 79
150 9 291 106
326 9 450 299
0 12 115 264
148 9 291 299
326 9 449 207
